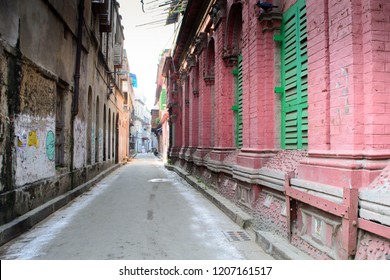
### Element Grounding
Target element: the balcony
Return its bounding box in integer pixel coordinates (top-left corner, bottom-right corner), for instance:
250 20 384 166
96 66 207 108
114 43 123 67
92 0 112 32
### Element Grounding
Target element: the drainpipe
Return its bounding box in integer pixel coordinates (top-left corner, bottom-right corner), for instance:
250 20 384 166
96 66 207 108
72 0 84 116
70 0 85 187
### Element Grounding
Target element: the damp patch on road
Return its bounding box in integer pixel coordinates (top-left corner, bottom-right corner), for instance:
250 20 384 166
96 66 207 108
148 178 173 183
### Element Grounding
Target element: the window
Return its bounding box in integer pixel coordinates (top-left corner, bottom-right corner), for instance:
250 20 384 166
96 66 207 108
160 89 167 110
87 87 93 164
95 96 100 163
280 0 308 149
108 108 111 159
55 85 65 166
232 54 243 148
103 105 106 161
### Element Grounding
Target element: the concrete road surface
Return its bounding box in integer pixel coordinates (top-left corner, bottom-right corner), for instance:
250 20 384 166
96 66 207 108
0 153 274 260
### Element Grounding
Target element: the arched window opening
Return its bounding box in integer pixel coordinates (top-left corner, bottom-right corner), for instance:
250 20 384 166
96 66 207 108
115 113 119 163
224 3 243 65
95 96 100 163
226 3 243 148
205 38 215 81
87 87 93 164
108 108 111 159
112 112 115 159
103 104 106 161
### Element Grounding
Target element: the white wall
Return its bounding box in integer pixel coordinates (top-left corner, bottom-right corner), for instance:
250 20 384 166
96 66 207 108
14 114 56 186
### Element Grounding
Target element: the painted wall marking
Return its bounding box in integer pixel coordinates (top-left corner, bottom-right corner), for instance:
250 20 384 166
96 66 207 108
28 131 39 148
46 130 55 161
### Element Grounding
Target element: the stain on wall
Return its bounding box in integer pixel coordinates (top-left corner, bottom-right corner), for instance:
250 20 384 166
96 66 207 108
19 62 55 116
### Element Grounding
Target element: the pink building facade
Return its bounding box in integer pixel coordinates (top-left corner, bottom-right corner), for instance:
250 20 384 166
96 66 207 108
161 0 390 259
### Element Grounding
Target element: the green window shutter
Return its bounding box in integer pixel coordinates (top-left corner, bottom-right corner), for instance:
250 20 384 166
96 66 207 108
280 0 308 150
160 89 167 110
233 54 243 148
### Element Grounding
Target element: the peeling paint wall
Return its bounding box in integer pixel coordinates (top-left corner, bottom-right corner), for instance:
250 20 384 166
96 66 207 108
13 60 56 187
292 206 342 260
0 0 128 229
253 191 288 239
14 114 56 186
91 125 95 164
218 176 237 202
98 128 103 162
0 50 7 192
356 232 390 260
73 117 86 169
167 0 390 259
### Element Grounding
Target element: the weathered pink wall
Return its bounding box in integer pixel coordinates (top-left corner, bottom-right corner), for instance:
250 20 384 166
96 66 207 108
169 0 390 259
188 66 199 147
214 17 235 148
307 0 390 152
298 0 390 188
355 232 390 260
248 2 279 151
198 49 214 148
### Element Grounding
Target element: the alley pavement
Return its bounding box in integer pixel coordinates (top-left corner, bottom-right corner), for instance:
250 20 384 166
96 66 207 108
0 153 274 260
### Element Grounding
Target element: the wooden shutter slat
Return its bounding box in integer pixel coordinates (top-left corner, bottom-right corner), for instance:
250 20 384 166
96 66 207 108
281 0 308 150
234 54 243 148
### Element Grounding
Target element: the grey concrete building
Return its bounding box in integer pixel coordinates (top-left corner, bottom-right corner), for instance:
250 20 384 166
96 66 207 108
0 0 130 242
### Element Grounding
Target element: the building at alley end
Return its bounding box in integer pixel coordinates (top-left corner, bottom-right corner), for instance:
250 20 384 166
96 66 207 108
0 0 134 243
155 0 390 259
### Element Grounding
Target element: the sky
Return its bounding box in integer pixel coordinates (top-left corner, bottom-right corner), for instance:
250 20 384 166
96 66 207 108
117 0 177 109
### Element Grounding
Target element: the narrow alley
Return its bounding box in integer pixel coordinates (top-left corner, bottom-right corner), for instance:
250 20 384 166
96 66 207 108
2 0 390 265
0 154 273 260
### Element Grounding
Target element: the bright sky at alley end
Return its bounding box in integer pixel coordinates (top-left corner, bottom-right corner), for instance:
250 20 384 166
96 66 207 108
117 0 177 109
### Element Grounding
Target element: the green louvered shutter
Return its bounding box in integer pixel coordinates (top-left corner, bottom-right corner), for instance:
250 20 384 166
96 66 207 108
160 89 167 110
280 0 308 149
232 54 243 148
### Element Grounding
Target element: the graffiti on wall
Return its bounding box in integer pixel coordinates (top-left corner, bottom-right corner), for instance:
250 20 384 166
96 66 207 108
17 131 27 149
45 130 55 161
73 117 86 169
91 126 95 164
14 114 56 186
99 128 103 162
28 131 39 148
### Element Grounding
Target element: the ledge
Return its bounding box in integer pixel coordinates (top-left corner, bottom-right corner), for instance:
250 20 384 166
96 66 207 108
166 164 252 229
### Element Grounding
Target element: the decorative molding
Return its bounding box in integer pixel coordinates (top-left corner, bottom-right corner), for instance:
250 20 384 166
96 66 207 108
171 80 178 94
258 12 282 33
194 32 208 55
170 114 177 123
222 50 238 67
209 0 226 28
180 70 188 81
186 54 196 68
204 73 215 85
